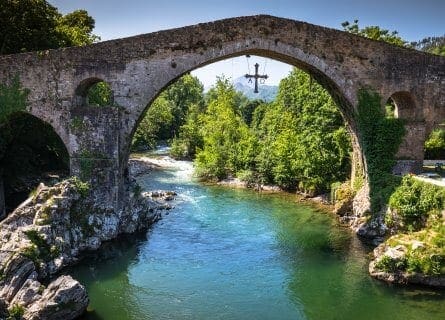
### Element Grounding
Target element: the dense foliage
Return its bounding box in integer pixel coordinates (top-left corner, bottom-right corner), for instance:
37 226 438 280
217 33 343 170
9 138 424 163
387 175 445 230
132 74 204 150
194 78 257 180
252 69 351 193
87 82 113 107
0 0 98 55
133 95 175 150
169 69 351 194
377 177 445 275
424 129 445 159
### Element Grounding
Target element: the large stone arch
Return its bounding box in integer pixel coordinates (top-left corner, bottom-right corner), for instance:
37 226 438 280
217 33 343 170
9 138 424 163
120 47 362 171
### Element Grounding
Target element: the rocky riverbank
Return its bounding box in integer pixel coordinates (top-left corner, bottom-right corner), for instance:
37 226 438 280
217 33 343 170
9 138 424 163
0 176 175 319
369 241 445 287
368 218 445 288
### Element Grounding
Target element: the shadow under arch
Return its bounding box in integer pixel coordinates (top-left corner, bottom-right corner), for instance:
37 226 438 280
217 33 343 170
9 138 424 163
122 49 365 188
0 112 70 217
386 91 420 122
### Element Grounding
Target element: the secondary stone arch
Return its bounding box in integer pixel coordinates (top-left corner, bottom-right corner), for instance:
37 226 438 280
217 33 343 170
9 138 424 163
0 111 70 217
386 91 420 121
74 77 114 107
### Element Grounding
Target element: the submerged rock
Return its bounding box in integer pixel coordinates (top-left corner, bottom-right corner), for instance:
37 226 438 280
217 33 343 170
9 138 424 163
0 177 170 319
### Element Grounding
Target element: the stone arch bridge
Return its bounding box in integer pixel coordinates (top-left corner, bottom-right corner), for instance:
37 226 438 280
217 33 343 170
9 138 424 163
0 15 444 214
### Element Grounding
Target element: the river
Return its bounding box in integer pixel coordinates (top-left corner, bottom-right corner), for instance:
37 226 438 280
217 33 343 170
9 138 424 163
70 155 445 320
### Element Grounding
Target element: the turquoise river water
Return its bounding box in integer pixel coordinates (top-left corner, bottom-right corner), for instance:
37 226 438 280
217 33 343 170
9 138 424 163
71 157 445 320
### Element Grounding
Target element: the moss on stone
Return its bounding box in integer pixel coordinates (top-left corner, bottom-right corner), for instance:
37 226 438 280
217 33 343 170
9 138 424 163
70 117 87 131
23 229 58 262
7 304 25 320
0 75 29 124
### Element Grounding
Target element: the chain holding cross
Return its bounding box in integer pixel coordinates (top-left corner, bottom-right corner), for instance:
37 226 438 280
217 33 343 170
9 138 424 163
245 63 268 93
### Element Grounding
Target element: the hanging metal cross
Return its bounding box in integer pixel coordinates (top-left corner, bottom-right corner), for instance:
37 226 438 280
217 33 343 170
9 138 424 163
245 63 268 93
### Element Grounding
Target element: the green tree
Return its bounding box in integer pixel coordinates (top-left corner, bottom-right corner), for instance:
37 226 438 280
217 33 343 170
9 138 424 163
255 68 351 193
170 103 204 159
239 99 264 126
133 74 204 150
412 36 445 56
163 74 204 135
195 78 256 180
132 95 174 150
424 129 445 159
0 0 98 55
87 82 113 107
56 9 99 47
341 20 407 47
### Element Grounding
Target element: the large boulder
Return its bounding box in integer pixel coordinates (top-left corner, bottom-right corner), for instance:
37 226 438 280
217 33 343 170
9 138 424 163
24 276 88 320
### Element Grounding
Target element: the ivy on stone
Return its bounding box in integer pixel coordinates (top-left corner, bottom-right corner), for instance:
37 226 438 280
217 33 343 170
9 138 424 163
355 89 405 213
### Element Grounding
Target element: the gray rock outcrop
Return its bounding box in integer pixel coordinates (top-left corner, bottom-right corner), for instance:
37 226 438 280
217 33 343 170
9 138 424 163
0 177 169 319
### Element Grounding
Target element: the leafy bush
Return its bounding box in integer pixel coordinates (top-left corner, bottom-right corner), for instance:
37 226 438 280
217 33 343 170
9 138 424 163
388 176 445 229
23 229 56 262
72 176 90 198
87 82 113 107
331 181 354 204
424 129 445 159
406 251 445 275
375 255 407 273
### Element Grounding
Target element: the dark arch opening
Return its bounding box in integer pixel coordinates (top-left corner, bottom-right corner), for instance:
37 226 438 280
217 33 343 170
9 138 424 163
0 112 69 218
75 78 113 107
387 91 418 121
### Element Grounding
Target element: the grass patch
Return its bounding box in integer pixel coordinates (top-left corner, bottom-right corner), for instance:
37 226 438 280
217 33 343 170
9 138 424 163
377 219 445 275
7 304 25 320
72 176 90 198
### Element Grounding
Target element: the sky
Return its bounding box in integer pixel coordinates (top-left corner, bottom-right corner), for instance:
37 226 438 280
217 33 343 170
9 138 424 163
49 0 445 88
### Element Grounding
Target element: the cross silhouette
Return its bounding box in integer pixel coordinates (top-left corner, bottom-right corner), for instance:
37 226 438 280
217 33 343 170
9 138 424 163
245 63 268 93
